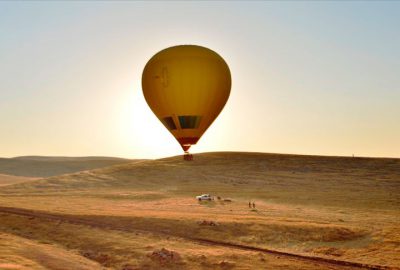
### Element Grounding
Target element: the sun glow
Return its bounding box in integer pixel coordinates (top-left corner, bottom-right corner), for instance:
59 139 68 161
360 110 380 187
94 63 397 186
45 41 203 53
115 84 180 159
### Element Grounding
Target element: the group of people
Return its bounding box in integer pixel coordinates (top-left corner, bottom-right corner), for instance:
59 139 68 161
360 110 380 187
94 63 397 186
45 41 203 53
248 201 256 208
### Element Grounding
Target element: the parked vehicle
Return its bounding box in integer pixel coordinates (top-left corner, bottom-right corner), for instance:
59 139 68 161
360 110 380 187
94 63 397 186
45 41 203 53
196 194 213 201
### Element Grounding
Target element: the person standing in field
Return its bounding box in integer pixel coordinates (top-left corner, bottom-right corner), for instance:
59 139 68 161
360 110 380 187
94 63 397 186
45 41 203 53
249 201 251 208
252 202 256 208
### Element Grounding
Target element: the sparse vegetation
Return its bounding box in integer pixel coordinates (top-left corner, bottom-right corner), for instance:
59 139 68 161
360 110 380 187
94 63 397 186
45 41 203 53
0 152 399 269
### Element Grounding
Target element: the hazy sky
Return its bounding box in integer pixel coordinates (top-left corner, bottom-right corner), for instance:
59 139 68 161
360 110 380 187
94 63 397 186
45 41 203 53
1 1 399 159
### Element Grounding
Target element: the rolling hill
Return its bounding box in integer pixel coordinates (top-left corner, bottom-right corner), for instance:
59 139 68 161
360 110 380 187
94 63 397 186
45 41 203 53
0 174 39 187
4 152 400 209
0 156 142 178
1 152 399 269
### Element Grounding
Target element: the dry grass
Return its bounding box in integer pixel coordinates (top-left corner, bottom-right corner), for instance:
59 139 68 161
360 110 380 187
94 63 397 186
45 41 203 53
0 232 102 270
0 212 363 270
0 174 39 187
0 152 399 269
6 152 398 209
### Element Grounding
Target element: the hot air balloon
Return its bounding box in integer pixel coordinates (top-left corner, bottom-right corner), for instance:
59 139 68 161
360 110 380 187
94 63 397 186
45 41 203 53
142 45 231 160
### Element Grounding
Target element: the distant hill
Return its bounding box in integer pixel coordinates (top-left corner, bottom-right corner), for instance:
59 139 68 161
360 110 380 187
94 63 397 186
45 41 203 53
4 152 399 209
0 156 142 177
13 156 132 162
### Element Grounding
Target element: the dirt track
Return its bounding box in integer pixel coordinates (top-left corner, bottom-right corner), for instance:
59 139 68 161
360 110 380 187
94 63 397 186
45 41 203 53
0 206 397 270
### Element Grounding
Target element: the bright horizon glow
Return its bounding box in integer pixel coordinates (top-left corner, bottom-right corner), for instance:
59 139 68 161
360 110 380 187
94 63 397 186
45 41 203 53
0 2 399 159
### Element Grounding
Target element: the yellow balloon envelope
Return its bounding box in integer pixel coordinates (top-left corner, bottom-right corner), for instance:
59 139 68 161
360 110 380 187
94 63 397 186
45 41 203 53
142 45 231 152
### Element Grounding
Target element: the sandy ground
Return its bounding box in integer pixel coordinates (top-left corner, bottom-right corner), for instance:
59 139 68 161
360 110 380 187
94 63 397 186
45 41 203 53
0 152 399 269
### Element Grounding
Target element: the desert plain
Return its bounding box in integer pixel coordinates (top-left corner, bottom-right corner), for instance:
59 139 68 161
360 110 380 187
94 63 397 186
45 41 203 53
0 152 399 270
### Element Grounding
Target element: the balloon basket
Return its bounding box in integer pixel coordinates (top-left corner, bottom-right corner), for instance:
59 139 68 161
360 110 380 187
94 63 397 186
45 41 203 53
183 153 193 161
